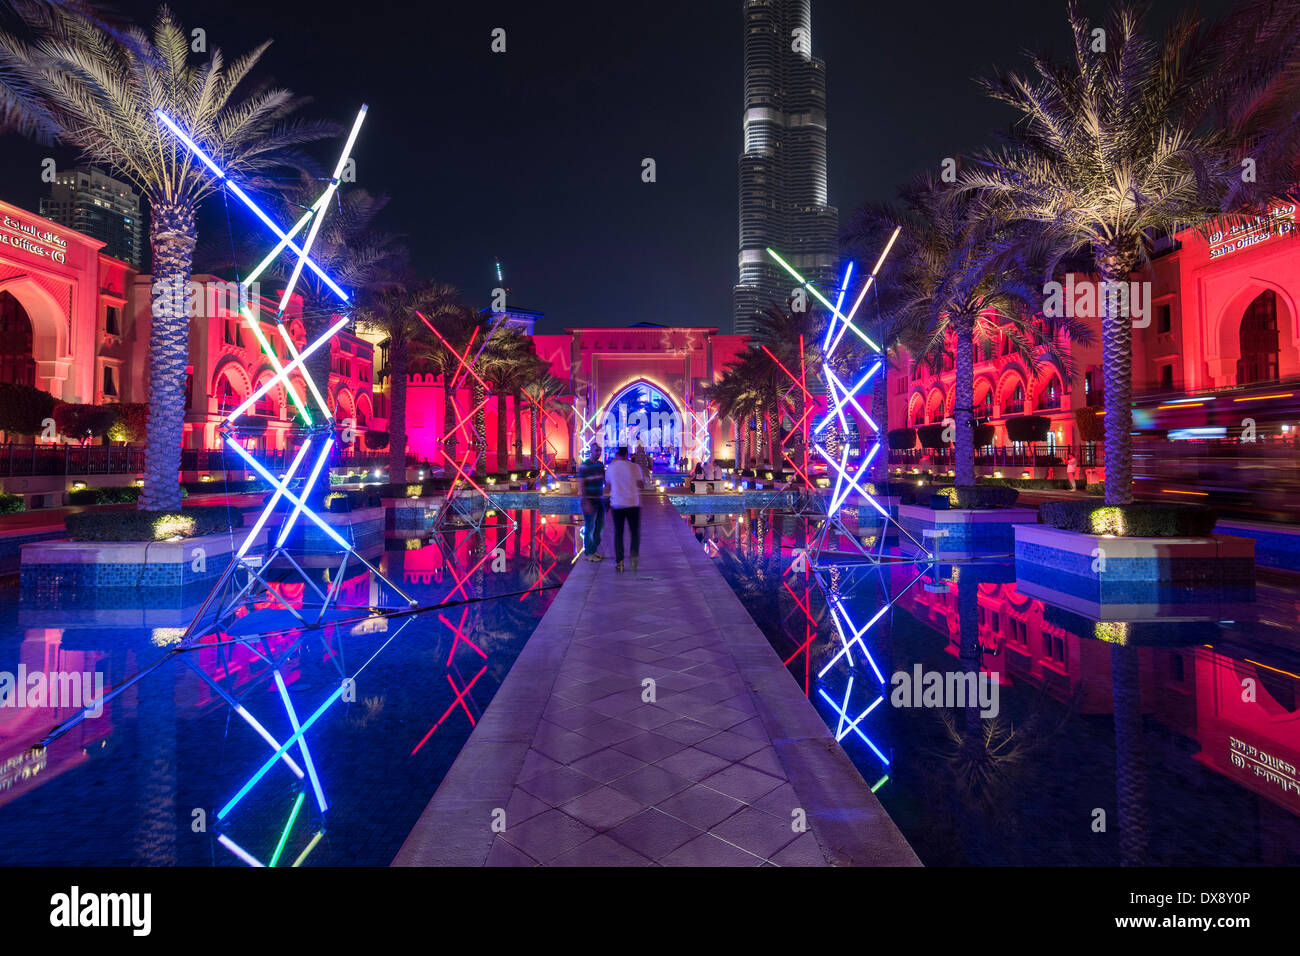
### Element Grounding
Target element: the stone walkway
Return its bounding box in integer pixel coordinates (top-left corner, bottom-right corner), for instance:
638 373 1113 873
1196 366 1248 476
394 496 919 867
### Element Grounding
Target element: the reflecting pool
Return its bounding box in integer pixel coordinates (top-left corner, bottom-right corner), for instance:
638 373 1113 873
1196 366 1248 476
0 510 577 866
692 509 1300 866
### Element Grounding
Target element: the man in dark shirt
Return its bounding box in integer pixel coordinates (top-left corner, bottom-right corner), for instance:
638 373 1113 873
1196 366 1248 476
577 445 607 561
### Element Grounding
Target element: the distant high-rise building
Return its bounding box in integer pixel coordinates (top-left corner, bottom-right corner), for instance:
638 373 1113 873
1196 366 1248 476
40 167 143 269
733 0 838 335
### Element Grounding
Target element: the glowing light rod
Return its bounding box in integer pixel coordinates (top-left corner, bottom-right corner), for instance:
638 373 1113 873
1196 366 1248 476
218 680 347 820
818 684 889 764
225 316 348 422
278 105 368 313
154 110 351 302
766 248 881 352
223 438 351 552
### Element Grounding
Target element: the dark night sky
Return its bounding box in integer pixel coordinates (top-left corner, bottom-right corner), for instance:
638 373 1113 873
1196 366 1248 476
0 0 1235 333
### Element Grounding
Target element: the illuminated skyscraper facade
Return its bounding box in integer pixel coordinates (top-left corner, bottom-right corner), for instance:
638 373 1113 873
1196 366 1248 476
733 0 838 334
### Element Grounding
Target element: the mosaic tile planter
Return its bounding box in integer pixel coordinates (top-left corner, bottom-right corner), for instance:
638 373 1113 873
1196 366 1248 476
384 496 445 531
1014 522 1256 618
296 505 384 553
20 529 266 608
1216 520 1300 573
898 504 1039 555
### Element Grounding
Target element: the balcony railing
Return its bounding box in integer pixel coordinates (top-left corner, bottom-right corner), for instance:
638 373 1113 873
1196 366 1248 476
0 443 145 477
889 443 1102 470
0 444 417 478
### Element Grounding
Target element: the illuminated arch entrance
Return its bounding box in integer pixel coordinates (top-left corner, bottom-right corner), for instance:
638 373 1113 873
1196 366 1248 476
598 380 684 465
0 292 36 386
1237 290 1281 384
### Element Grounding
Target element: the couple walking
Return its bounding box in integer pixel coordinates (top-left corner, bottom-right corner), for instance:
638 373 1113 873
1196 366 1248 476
578 445 644 573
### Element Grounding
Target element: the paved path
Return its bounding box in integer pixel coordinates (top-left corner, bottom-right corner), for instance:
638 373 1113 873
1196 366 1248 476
395 496 919 867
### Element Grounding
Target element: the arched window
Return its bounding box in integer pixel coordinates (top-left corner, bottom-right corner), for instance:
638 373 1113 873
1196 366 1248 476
1039 377 1061 410
217 376 240 414
1237 290 1280 385
1005 382 1025 415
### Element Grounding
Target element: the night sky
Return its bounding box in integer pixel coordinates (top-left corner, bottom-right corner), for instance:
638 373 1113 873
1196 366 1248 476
0 0 1234 333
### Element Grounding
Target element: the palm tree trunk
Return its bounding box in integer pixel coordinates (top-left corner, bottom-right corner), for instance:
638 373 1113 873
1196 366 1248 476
1111 642 1148 864
140 202 196 512
513 389 524 470
496 390 508 473
1097 255 1135 505
530 405 539 469
954 314 976 487
768 400 781 471
388 337 408 481
473 379 487 477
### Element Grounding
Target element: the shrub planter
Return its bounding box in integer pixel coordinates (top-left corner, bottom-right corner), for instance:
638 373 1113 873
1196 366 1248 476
20 529 265 608
384 495 446 532
898 503 1039 555
292 505 384 557
1013 522 1255 617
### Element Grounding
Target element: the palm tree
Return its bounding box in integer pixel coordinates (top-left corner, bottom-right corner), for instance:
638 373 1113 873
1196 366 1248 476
480 326 540 474
0 5 336 510
748 303 825 476
520 372 566 470
852 174 1086 487
703 365 761 469
354 278 462 480
718 349 783 469
962 1 1300 504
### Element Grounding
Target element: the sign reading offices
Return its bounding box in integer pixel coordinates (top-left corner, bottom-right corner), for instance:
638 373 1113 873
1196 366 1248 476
0 214 68 264
1207 204 1296 261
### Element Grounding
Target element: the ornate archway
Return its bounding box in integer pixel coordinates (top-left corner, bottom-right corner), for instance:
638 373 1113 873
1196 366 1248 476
0 276 70 398
0 291 36 386
596 378 686 463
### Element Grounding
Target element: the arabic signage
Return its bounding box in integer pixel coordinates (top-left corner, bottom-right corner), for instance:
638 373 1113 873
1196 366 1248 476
0 214 68 264
1207 204 1296 261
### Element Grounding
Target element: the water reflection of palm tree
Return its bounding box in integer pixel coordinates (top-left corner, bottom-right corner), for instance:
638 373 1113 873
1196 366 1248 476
922 569 1074 849
1110 642 1149 865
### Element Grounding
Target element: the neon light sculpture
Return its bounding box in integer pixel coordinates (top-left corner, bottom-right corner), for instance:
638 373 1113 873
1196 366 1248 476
418 310 522 535
765 229 933 569
157 106 417 645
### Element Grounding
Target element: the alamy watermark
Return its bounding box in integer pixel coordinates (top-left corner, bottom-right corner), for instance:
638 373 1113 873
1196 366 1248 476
1043 274 1151 328
890 665 1000 718
152 277 260 320
0 667 105 717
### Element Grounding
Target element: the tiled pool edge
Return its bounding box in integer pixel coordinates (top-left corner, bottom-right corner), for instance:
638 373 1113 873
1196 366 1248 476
663 500 920 867
392 555 594 866
394 498 919 867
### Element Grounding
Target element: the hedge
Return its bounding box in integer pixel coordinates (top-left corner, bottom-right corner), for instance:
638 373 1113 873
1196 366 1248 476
1005 415 1051 443
323 490 383 512
1038 500 1218 537
0 383 58 436
68 486 141 505
1073 406 1105 443
181 478 266 494
917 424 950 449
888 427 918 451
54 403 118 442
935 485 1022 509
66 506 243 541
0 493 24 515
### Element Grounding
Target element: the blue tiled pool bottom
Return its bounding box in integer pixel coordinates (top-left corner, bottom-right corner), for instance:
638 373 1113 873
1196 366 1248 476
0 513 575 866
